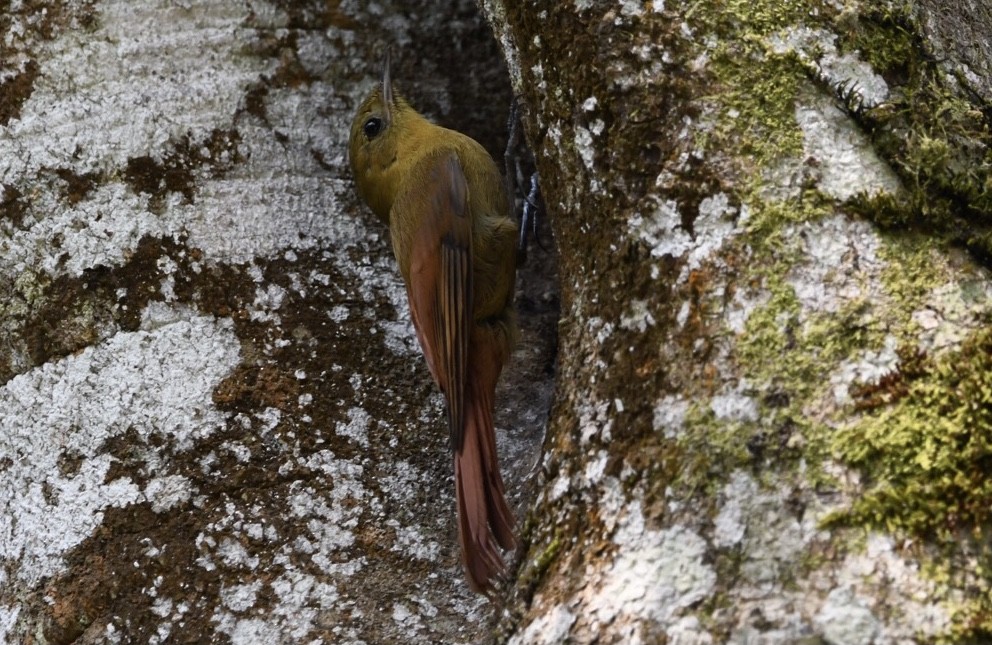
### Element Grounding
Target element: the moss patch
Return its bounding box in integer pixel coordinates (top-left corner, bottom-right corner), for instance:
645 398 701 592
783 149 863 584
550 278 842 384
704 51 807 164
690 0 833 165
826 327 992 639
744 190 835 247
878 234 945 298
494 0 987 637
834 4 992 264
835 4 917 84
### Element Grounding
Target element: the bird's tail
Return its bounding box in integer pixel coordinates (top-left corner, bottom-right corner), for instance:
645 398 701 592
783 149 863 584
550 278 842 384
453 346 516 595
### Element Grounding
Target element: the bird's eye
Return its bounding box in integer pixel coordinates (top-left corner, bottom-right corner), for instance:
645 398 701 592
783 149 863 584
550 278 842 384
363 117 384 139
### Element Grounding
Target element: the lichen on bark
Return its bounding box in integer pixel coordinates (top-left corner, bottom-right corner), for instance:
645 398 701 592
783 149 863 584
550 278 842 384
482 0 992 643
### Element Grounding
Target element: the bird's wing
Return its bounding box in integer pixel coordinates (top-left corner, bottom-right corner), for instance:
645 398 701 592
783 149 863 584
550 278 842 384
400 151 473 451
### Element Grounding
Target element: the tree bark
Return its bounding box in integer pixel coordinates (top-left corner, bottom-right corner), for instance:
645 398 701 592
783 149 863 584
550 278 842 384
0 1 555 643
479 0 992 643
5 0 992 644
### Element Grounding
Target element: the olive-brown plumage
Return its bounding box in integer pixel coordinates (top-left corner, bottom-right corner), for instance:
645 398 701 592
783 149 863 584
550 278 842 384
348 59 518 594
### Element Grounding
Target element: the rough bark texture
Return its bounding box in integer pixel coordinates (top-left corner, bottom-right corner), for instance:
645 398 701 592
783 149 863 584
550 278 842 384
1 1 556 643
5 0 992 644
479 0 992 644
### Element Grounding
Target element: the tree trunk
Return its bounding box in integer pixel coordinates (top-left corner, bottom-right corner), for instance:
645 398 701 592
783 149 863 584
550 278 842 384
4 0 992 644
1 1 555 643
480 0 992 643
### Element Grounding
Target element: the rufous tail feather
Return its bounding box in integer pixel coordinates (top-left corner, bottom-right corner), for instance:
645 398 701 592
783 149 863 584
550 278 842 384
453 349 515 594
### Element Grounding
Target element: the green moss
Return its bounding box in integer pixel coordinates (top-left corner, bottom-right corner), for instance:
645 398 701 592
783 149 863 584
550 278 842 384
736 276 802 379
944 552 992 639
738 284 880 403
696 20 811 163
825 327 992 639
739 159 992 644
533 534 562 574
685 1 845 166
878 234 948 317
828 328 992 534
670 0 992 638
835 3 917 80
705 52 807 163
690 0 812 37
744 190 834 247
671 256 879 491
515 530 564 596
833 5 992 264
675 403 754 497
737 196 887 389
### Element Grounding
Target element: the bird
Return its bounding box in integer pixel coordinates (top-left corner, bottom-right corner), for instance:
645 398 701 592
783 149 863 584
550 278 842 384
348 53 518 594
